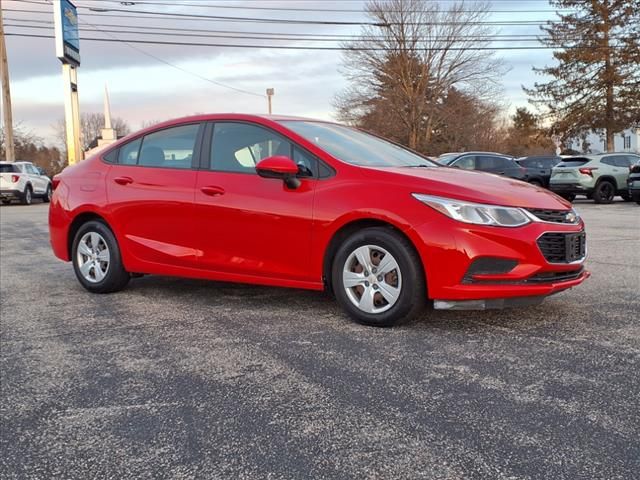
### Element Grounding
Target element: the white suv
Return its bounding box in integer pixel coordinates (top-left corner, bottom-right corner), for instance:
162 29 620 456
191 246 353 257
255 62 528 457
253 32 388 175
0 161 52 205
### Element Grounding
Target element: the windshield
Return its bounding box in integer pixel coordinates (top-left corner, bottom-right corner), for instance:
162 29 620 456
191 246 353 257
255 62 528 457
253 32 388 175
437 153 461 165
279 121 436 168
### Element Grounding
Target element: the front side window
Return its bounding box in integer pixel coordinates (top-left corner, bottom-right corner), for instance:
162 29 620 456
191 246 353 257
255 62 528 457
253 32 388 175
138 124 199 169
601 157 617 167
210 122 292 173
454 156 475 170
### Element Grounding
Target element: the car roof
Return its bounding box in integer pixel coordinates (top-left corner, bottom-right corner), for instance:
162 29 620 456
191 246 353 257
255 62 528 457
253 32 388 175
0 161 30 164
563 152 640 160
455 151 512 156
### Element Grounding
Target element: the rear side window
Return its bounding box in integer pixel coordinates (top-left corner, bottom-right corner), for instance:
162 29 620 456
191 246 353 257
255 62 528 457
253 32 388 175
138 124 199 169
0 164 17 173
556 158 590 167
477 156 509 170
118 138 141 165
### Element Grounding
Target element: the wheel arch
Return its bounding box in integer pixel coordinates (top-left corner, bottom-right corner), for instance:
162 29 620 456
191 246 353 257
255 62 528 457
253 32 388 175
322 218 426 295
67 211 113 260
595 175 619 190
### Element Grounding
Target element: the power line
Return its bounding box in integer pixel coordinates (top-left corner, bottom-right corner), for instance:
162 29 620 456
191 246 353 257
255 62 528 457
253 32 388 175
3 6 552 26
11 23 636 45
5 32 631 51
83 0 571 15
1 17 550 39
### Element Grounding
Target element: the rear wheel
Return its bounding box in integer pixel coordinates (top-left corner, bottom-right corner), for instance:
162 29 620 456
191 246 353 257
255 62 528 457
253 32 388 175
21 186 32 205
72 220 130 293
331 227 426 327
593 181 615 204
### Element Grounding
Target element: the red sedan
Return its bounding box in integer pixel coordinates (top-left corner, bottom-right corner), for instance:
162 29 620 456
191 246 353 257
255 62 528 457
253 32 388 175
49 114 589 326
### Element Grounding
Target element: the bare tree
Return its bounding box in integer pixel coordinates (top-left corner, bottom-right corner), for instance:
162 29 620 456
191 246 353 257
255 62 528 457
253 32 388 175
53 113 131 153
335 0 506 151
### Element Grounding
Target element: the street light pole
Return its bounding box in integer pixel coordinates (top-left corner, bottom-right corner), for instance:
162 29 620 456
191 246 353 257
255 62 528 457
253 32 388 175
0 1 16 162
266 88 274 115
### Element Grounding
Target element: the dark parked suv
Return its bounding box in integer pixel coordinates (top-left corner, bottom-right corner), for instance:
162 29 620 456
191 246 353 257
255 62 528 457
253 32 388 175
516 155 562 188
629 158 640 204
439 152 527 180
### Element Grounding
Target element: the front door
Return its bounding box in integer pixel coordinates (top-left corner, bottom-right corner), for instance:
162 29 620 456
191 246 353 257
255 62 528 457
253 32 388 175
194 121 317 282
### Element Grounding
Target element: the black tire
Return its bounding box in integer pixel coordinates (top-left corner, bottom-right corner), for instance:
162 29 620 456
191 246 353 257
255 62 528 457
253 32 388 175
560 193 575 202
593 181 615 204
1 200 10 205
620 192 631 202
42 184 52 203
72 220 130 293
21 185 32 205
331 227 426 327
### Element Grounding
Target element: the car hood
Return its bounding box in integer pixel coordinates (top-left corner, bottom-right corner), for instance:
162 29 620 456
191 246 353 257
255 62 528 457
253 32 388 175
364 166 571 209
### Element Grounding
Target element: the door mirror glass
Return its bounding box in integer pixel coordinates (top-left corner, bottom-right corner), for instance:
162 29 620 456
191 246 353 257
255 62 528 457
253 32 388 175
256 156 301 188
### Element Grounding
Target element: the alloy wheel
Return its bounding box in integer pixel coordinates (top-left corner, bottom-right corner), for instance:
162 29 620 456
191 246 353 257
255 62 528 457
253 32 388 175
76 232 110 283
342 244 402 314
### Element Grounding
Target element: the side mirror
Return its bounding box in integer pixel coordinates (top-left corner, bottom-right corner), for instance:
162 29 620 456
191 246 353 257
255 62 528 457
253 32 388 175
256 156 301 189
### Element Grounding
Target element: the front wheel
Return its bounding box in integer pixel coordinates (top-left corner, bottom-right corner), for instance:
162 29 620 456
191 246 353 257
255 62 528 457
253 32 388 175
331 227 426 327
42 185 52 203
72 220 130 293
21 186 32 205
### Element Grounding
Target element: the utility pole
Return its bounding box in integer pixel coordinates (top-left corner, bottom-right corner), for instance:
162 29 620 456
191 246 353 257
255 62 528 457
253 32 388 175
0 0 16 162
266 88 274 115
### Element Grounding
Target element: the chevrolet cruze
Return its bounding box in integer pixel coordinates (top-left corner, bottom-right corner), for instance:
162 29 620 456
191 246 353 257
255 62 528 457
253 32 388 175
49 114 589 326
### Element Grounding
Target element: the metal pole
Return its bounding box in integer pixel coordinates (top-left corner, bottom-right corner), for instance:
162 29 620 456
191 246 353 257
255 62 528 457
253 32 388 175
62 64 82 165
0 1 16 162
266 88 274 115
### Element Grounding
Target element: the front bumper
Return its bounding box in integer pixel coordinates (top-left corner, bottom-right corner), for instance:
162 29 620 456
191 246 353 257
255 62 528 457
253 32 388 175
0 189 22 200
628 177 640 199
408 214 589 303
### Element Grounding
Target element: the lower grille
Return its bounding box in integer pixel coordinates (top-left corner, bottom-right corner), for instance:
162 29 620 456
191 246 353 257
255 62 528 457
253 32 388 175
537 231 586 263
525 268 584 283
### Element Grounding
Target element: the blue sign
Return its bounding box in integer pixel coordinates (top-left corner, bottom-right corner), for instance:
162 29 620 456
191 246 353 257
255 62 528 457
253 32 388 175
61 0 80 51
54 0 80 65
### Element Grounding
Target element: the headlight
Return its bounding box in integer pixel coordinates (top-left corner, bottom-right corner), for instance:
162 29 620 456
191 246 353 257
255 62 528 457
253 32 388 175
412 194 531 227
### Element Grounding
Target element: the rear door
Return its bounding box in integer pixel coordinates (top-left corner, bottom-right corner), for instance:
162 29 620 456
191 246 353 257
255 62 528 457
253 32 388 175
105 123 204 268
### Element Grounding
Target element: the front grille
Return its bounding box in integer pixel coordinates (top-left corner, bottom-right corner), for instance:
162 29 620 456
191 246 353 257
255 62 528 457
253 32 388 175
527 208 577 223
537 231 586 263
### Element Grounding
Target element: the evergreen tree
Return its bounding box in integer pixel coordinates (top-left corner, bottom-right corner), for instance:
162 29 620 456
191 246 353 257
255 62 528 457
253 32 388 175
525 0 640 151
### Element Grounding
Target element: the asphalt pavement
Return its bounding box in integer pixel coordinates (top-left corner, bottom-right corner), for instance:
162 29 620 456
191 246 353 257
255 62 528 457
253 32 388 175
1 200 639 479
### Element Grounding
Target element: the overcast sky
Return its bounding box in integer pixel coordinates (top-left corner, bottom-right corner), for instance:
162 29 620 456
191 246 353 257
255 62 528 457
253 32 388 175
2 0 559 146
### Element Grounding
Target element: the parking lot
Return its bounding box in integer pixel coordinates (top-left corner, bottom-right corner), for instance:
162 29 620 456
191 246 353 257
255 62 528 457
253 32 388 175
0 201 638 479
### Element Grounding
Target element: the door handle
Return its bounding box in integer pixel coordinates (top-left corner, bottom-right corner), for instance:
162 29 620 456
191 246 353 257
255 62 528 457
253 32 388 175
114 176 133 185
201 185 225 196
